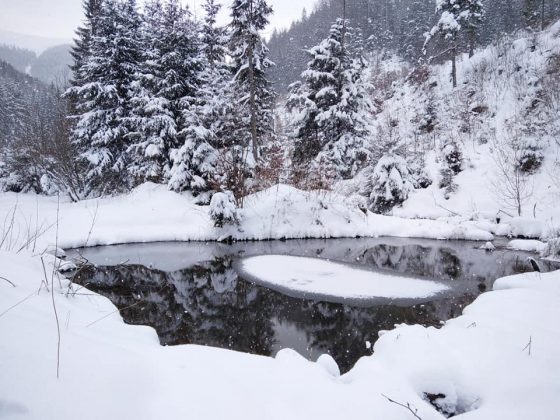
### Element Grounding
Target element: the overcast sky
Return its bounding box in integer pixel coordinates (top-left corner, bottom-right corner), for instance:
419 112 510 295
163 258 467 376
0 0 317 41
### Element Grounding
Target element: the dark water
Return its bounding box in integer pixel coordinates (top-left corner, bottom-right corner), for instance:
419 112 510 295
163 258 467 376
69 237 560 373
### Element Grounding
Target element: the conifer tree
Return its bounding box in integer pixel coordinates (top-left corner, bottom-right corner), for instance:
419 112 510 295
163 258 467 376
164 1 217 197
128 0 200 184
70 0 104 88
425 0 485 86
68 0 143 193
289 19 371 180
199 0 230 151
228 0 276 163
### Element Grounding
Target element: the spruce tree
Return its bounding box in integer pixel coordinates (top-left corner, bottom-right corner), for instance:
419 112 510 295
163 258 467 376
67 0 143 193
228 0 276 163
289 19 371 180
425 0 485 86
70 0 104 88
163 1 217 198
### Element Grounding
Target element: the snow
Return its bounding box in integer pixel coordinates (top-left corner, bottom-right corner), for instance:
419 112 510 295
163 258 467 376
507 239 547 253
239 255 449 304
1 250 560 419
0 183 494 252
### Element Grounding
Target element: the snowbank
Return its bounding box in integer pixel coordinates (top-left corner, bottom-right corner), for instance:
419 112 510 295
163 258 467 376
0 183 494 251
507 239 547 253
1 251 560 419
239 255 449 304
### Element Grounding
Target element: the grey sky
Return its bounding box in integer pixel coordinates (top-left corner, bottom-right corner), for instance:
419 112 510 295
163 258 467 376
0 0 316 41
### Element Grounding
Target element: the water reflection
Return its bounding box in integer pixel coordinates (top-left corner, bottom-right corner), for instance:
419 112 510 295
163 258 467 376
71 238 560 373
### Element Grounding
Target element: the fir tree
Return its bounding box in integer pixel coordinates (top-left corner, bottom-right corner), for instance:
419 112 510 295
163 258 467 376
365 154 414 214
128 0 204 184
425 0 485 86
228 0 276 163
163 1 217 198
290 19 371 180
67 0 143 193
70 0 104 88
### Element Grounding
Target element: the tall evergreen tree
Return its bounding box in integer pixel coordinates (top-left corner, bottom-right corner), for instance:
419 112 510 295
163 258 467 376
70 0 104 88
228 0 276 163
164 1 217 197
67 0 143 193
425 0 485 86
289 19 372 180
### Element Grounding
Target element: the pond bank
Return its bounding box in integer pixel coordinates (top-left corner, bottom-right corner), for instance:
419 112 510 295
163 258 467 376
1 249 560 419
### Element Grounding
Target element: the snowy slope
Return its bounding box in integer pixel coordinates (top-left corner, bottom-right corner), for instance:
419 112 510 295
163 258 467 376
356 21 560 237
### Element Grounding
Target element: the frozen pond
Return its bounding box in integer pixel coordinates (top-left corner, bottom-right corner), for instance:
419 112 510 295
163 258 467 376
69 237 560 373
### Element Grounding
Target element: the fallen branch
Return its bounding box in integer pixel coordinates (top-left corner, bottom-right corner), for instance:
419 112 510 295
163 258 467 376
382 394 423 420
0 276 15 287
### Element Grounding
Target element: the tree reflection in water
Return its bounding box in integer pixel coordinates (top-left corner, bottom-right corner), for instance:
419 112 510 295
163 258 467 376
72 239 560 373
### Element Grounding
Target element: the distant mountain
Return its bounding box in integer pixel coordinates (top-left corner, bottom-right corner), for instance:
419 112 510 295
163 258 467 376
0 42 72 85
0 45 36 74
30 44 72 85
0 29 70 54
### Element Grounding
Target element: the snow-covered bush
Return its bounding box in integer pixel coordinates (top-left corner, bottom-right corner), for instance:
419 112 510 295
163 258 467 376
516 137 544 174
365 154 414 214
209 191 240 227
441 138 463 174
439 166 458 199
541 238 560 260
438 138 462 199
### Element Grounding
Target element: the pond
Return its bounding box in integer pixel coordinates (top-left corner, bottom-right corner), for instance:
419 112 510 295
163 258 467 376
68 237 560 374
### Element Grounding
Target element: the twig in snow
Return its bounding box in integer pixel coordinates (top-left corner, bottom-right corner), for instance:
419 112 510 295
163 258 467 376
0 290 37 318
84 201 99 248
431 192 462 217
382 394 423 420
0 276 15 287
42 255 61 379
522 336 532 356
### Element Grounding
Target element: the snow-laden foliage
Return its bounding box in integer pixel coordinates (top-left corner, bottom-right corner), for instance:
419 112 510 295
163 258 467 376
209 190 240 227
228 0 276 163
288 19 372 181
67 0 143 193
542 237 560 260
364 154 414 214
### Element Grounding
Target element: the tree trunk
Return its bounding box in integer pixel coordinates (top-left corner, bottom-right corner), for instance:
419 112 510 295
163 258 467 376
541 0 545 31
247 0 258 163
451 35 457 88
468 29 475 58
248 43 258 162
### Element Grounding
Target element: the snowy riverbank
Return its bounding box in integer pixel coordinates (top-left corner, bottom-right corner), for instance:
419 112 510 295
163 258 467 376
1 250 559 419
5 182 557 253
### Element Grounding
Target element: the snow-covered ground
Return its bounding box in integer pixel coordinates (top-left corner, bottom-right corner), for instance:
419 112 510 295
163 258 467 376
239 254 450 304
1 250 559 419
0 183 498 253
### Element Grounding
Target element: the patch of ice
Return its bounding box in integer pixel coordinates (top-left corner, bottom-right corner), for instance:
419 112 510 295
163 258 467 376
239 255 449 303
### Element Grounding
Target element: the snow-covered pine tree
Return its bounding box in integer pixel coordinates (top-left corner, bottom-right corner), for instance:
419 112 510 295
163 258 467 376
462 0 486 57
199 0 230 151
365 154 414 214
425 0 485 86
163 1 217 199
291 19 372 180
67 0 143 193
69 0 103 88
201 0 228 66
228 0 276 163
128 0 205 184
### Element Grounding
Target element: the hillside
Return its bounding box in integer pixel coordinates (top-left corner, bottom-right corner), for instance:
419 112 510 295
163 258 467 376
336 20 560 227
268 0 560 93
0 42 71 84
